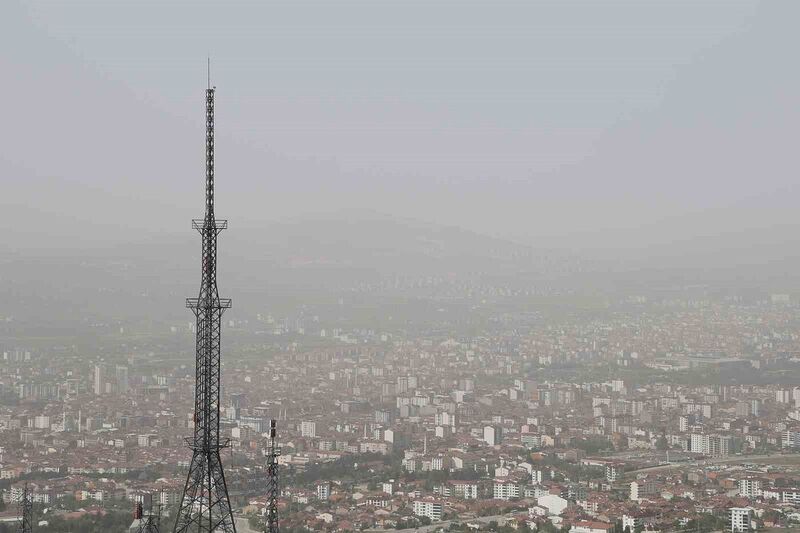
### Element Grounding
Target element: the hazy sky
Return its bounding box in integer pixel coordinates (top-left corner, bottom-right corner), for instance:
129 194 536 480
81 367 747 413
2 0 798 253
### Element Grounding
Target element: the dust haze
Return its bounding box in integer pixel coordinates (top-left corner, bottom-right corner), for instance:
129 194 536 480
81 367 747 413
2 3 800 532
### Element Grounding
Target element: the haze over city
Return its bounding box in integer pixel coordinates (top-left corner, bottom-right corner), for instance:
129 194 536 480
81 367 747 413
3 1 799 256
2 1 800 533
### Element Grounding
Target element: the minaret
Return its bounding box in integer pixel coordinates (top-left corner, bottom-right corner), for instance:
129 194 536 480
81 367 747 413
172 81 236 533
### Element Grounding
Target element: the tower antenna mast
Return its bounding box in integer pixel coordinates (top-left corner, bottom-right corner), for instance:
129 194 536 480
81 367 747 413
17 483 33 533
136 501 163 533
173 80 236 533
265 420 281 533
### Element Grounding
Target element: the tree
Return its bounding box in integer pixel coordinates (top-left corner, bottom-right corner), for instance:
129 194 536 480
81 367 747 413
536 522 559 533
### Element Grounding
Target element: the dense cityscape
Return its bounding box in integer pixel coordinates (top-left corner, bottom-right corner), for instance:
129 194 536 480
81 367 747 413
3 283 800 532
4 1 799 532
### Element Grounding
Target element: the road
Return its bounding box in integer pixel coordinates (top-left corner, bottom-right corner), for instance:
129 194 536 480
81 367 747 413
629 452 800 474
368 511 522 533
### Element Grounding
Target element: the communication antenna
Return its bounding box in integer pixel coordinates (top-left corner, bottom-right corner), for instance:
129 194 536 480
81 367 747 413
136 500 162 533
265 419 282 533
172 81 236 533
17 483 33 533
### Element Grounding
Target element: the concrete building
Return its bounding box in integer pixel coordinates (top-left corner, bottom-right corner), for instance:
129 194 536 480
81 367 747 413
316 481 330 501
537 493 568 516
570 522 614 533
738 479 762 499
605 463 622 483
483 425 502 446
690 433 732 457
493 479 520 500
450 481 479 500
729 507 754 532
93 364 106 396
622 514 646 532
115 365 129 394
301 421 316 438
412 499 443 521
782 430 800 449
630 480 658 502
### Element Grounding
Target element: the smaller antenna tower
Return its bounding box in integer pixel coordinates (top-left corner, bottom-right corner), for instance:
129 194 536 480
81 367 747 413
17 483 33 533
265 419 281 533
135 500 163 533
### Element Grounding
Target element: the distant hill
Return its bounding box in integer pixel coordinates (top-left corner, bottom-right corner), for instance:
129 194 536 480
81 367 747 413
4 212 800 331
228 212 575 276
0 213 580 326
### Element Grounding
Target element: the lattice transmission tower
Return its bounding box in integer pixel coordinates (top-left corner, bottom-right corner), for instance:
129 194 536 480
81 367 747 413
136 501 163 533
17 483 33 533
172 83 237 533
265 420 281 533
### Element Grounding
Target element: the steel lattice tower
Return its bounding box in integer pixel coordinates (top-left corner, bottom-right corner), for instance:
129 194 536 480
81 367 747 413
265 420 281 533
173 85 236 533
17 483 33 533
137 502 163 533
